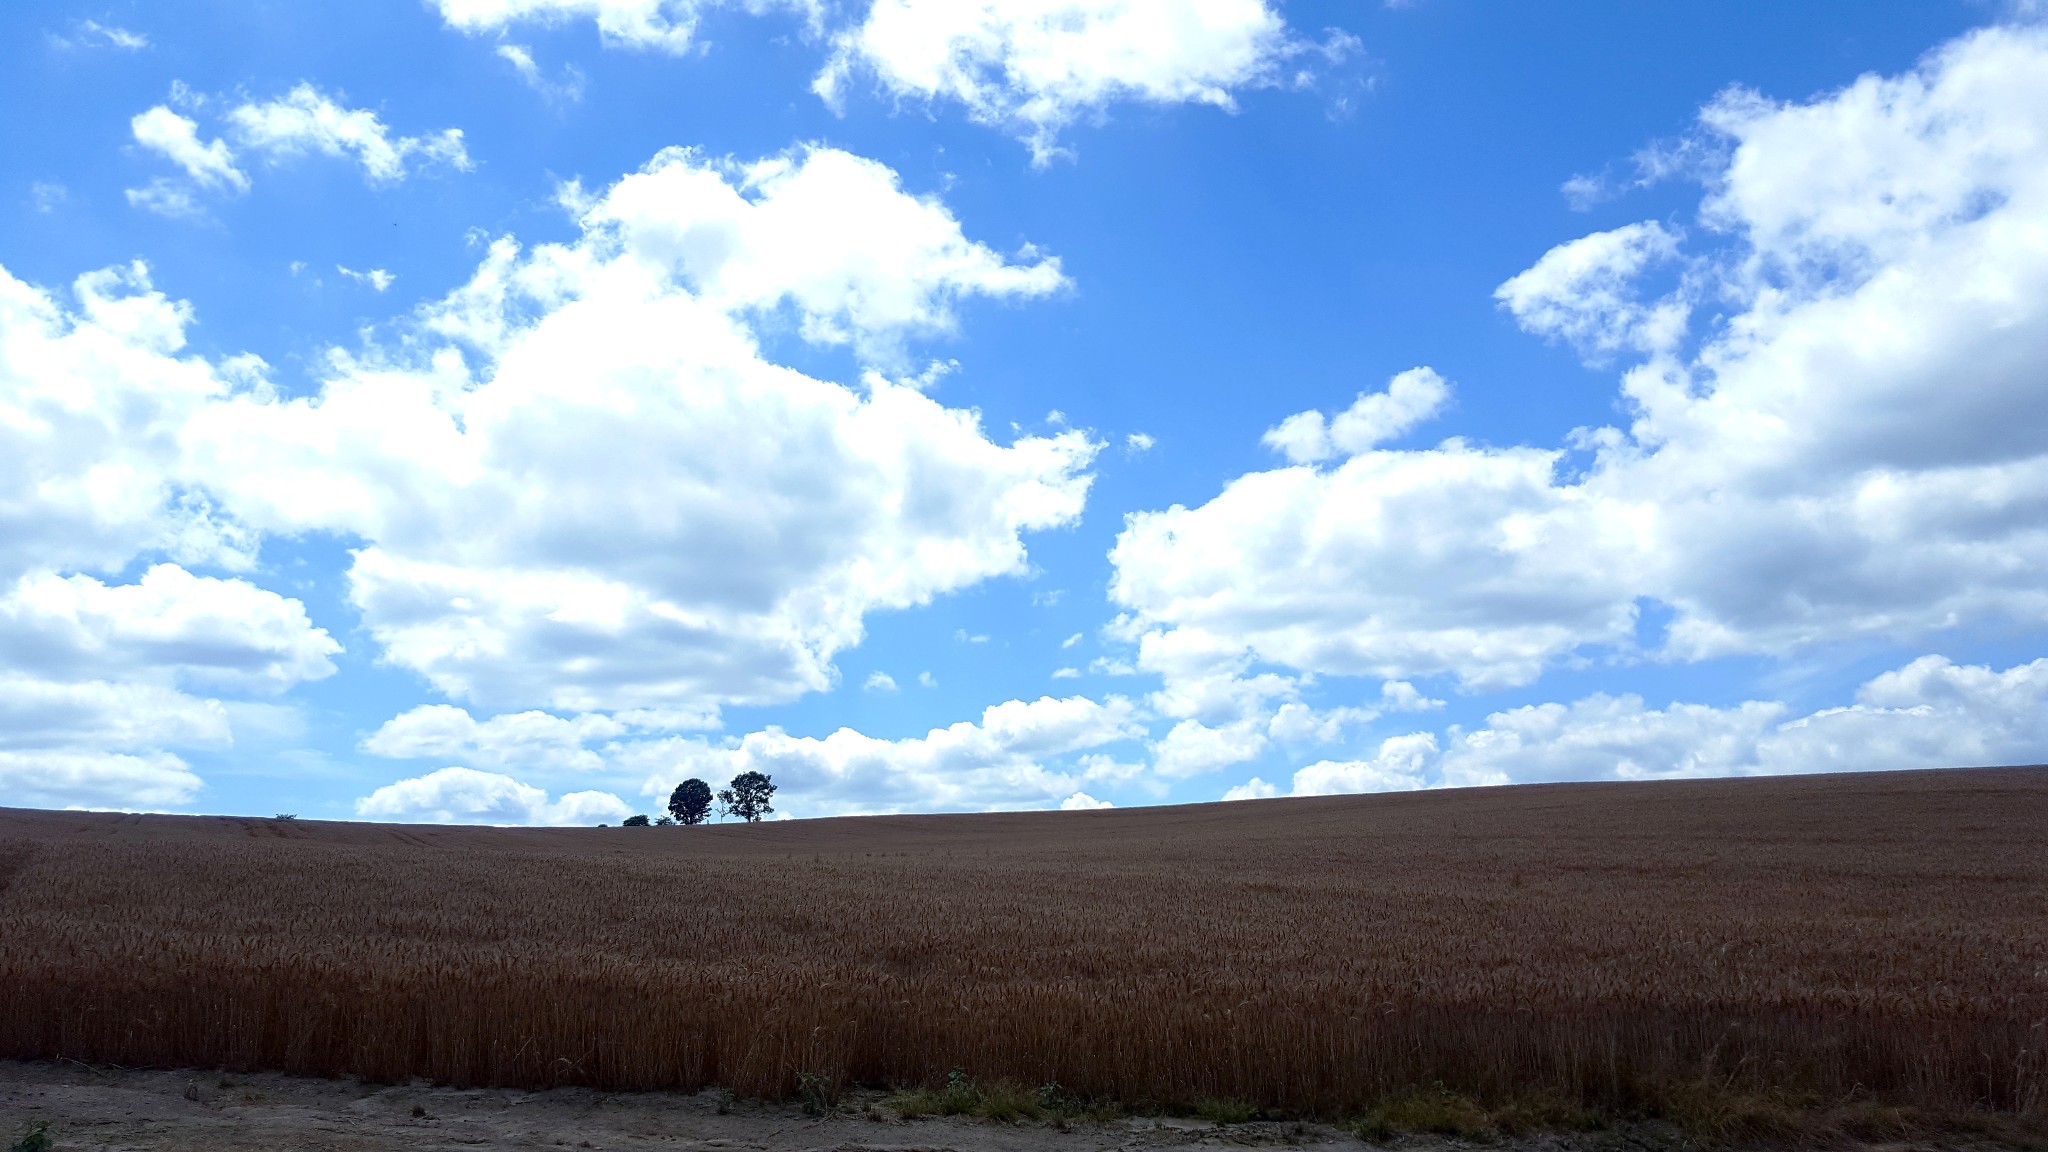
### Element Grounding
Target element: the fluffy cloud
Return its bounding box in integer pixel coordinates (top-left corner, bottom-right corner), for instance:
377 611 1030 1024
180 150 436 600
1113 24 2048 691
1748 656 2048 779
361 691 1144 818
567 146 1066 355
432 0 810 53
0 566 338 694
1261 366 1449 464
638 694 1141 814
0 261 339 811
1248 655 2048 798
130 107 247 193
0 676 229 753
1114 407 1634 690
1436 697 1783 789
177 144 1089 718
0 750 203 811
355 766 633 825
0 264 335 699
363 705 629 772
429 0 1314 161
0 677 229 810
1151 717 1266 778
816 0 1299 162
0 262 256 581
1285 732 1437 796
127 85 469 213
227 85 471 183
10 138 1090 816
1118 624 1436 779
1493 222 1686 358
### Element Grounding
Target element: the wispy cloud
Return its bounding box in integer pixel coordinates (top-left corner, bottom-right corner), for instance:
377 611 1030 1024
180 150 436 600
497 44 587 102
337 266 396 292
54 19 150 50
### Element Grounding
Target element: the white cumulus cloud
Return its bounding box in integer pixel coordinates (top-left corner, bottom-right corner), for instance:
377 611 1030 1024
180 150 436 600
1494 222 1688 359
0 260 344 811
0 676 230 754
172 144 1091 720
126 85 469 214
433 0 812 53
1113 24 2048 691
0 749 204 811
565 145 1067 357
130 107 248 193
431 0 1335 159
815 0 1302 162
637 694 1142 815
227 85 471 183
0 566 338 695
363 704 629 772
1253 655 2048 798
1261 367 1450 464
356 766 633 825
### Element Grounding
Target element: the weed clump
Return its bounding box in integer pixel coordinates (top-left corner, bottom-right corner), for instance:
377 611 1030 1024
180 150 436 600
1355 1085 1601 1143
886 1069 1093 1123
1191 1098 1258 1125
795 1071 838 1115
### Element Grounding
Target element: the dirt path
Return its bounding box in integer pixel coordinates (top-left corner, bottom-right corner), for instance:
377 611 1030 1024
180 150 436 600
0 1059 1645 1152
5 1060 2015 1152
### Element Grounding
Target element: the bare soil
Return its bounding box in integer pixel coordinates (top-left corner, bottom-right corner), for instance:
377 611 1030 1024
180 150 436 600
0 1060 2027 1152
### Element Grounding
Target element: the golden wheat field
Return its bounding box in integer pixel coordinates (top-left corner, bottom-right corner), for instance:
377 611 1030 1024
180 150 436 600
1 767 2044 1120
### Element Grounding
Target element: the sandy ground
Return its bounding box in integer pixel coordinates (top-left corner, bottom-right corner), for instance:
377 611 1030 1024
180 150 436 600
4 1060 2021 1152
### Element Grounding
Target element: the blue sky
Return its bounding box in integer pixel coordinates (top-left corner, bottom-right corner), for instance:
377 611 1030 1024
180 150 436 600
6 0 2047 823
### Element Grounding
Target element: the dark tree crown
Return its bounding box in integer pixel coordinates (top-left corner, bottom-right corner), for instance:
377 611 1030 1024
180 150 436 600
668 778 714 825
717 770 776 822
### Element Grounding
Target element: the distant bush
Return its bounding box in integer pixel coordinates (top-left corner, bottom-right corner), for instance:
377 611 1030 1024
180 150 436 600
620 814 650 827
